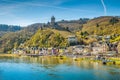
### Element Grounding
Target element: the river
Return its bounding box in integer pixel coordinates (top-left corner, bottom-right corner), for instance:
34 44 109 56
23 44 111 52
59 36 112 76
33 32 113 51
0 56 120 80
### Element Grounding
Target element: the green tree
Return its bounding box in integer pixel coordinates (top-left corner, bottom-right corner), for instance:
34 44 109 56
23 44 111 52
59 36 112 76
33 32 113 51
65 27 69 31
96 23 99 27
84 31 89 36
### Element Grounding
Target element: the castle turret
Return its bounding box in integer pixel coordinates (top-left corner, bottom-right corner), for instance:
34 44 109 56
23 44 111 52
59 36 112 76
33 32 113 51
51 16 55 26
49 16 61 29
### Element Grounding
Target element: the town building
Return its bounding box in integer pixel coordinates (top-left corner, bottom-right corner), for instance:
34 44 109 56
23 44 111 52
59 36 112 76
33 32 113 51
67 35 78 45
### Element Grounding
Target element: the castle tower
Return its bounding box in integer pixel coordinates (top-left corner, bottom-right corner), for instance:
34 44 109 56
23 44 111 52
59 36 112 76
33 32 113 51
51 16 55 26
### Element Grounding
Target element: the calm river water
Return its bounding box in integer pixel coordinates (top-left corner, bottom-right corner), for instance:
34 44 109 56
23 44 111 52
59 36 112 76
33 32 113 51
0 56 120 80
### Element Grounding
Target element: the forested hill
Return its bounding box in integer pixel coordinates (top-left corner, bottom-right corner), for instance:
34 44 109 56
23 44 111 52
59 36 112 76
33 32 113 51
0 23 45 53
24 29 73 48
0 24 22 36
82 16 120 35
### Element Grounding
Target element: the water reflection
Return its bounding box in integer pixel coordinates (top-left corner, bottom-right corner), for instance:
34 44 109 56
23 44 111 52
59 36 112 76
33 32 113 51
0 56 120 80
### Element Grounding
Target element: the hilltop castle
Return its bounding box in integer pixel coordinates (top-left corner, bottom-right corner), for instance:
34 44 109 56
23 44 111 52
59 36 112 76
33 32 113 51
40 16 64 30
46 16 63 29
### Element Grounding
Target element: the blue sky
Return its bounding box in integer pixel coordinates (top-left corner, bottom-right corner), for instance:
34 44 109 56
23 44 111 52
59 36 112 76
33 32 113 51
0 0 120 26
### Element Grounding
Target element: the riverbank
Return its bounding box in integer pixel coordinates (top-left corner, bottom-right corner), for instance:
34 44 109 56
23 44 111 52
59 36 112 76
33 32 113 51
52 55 120 65
0 54 20 57
0 53 120 65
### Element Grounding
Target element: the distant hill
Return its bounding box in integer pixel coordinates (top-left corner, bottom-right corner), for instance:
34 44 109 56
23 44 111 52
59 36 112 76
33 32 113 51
0 24 22 36
0 24 22 31
82 16 120 35
57 18 89 31
23 18 89 32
